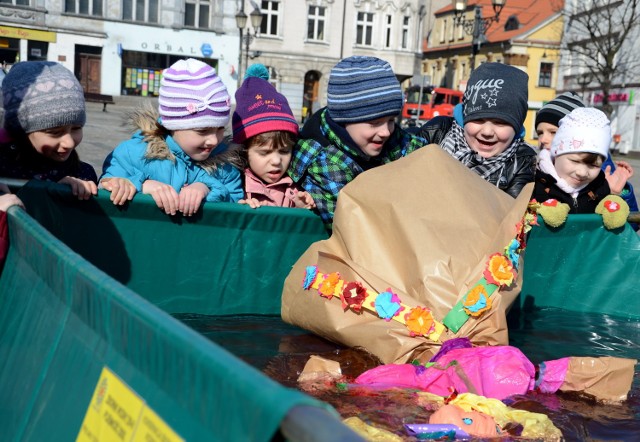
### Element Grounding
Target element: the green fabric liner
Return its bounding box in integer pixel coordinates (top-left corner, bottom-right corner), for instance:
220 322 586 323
443 277 498 332
519 214 640 319
0 207 335 441
17 180 329 315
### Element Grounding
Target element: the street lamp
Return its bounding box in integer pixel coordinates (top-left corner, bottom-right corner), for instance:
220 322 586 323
452 0 506 70
235 6 263 86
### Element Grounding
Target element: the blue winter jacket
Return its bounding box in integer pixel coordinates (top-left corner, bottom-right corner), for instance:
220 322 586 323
101 130 243 203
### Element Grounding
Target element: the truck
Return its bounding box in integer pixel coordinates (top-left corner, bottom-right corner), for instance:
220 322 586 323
401 86 463 127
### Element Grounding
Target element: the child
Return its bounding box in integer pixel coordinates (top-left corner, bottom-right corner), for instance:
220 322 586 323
100 58 243 216
290 56 426 231
232 65 315 209
0 61 97 199
535 92 638 217
533 107 633 213
418 62 536 198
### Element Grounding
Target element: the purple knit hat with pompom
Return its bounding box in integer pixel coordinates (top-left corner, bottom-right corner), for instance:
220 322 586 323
158 58 231 130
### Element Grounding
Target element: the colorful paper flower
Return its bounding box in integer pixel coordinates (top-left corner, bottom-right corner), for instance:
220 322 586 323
302 265 318 290
405 306 435 337
463 285 492 317
483 253 516 287
318 272 341 299
543 199 559 207
341 281 367 312
373 289 402 321
504 238 521 269
604 199 620 212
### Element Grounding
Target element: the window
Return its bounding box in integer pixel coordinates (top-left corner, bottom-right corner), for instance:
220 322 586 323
0 0 30 5
307 5 326 41
260 1 280 36
123 0 158 23
356 12 374 46
185 0 210 28
401 16 410 49
64 0 103 16
384 15 392 48
539 62 553 87
440 19 447 43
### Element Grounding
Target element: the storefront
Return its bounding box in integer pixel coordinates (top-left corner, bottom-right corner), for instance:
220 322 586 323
0 25 56 67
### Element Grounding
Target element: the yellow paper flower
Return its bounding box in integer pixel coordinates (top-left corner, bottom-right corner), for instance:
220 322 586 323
318 272 341 299
463 284 492 317
483 253 515 287
405 306 435 337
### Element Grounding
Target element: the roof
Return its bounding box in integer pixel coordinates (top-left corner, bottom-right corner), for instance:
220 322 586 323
427 0 564 53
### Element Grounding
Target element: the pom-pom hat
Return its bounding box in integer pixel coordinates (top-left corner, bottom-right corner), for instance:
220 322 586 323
158 58 231 130
327 56 403 123
232 64 298 143
2 61 86 134
550 107 611 160
535 91 585 129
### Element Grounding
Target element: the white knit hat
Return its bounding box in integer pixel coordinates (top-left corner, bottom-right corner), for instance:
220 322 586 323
158 58 231 130
550 107 611 159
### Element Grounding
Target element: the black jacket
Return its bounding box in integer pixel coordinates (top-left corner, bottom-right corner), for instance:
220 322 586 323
533 170 611 214
417 116 536 198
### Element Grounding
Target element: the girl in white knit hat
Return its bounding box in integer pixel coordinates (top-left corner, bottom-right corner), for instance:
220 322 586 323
533 107 633 213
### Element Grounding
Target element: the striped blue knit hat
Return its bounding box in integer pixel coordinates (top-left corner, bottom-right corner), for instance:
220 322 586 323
327 56 403 123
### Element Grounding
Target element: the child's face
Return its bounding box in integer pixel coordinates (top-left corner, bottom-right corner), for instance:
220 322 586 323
345 116 395 157
172 127 225 161
247 140 292 184
554 153 602 187
536 122 557 150
464 119 516 158
27 125 83 162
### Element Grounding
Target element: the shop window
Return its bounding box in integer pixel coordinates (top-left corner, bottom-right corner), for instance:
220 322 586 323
27 40 47 61
260 1 280 37
123 0 159 24
64 0 103 16
539 62 553 87
185 0 210 28
307 5 326 41
356 12 374 46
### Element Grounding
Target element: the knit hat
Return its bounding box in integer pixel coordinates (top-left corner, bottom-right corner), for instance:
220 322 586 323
327 56 403 123
463 62 529 132
2 61 86 134
158 58 231 130
535 91 585 129
232 64 298 143
550 107 611 159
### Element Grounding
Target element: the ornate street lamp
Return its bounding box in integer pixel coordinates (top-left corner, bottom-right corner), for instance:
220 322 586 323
235 6 263 86
452 0 506 70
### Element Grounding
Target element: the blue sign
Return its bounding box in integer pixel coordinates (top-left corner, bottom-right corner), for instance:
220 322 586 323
200 43 213 58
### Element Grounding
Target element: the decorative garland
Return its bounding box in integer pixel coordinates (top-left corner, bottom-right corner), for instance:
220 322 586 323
302 267 446 342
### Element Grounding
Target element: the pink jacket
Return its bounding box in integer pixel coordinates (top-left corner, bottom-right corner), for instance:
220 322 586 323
243 168 299 207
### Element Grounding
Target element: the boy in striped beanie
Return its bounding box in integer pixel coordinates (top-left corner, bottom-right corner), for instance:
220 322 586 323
290 56 426 232
535 91 585 151
100 58 243 215
232 64 315 209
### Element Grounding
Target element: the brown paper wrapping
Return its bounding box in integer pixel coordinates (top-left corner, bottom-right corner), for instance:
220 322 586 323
560 357 637 402
282 145 534 364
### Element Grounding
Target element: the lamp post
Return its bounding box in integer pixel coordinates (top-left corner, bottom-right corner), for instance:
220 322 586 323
235 6 263 86
452 0 506 70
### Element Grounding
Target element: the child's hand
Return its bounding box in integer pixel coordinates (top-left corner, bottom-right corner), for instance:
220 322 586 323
142 180 180 215
604 164 633 195
293 191 316 209
100 177 137 205
239 198 262 209
59 176 98 200
0 193 24 212
179 183 208 216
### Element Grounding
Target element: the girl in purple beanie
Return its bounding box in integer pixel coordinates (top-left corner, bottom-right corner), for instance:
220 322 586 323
100 58 243 216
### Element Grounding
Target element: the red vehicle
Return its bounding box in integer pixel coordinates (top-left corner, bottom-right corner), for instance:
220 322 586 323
402 86 463 126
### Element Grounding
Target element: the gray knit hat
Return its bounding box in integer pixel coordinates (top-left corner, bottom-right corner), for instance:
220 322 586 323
463 62 529 132
327 56 403 123
535 91 585 129
2 61 86 134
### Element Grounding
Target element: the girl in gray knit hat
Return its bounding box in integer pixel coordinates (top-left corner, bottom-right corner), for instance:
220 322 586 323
0 61 97 199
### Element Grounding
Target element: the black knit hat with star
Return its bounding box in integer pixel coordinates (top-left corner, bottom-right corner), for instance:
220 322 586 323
462 62 529 132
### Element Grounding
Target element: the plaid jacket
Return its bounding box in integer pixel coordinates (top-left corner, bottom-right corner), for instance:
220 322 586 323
289 108 426 232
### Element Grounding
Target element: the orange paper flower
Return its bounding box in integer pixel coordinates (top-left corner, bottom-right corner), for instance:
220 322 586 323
405 306 435 337
483 253 515 287
318 272 341 299
463 285 492 317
